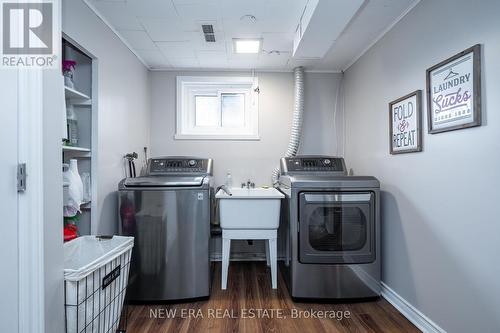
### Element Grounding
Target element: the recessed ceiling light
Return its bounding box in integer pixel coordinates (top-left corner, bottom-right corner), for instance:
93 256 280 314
233 39 262 54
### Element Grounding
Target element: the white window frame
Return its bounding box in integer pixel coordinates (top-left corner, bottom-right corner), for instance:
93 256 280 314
176 76 259 140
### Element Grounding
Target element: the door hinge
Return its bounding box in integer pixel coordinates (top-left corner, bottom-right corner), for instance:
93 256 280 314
17 163 26 192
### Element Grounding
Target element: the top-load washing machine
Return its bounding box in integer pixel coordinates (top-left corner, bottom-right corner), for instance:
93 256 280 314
118 157 213 302
278 156 380 299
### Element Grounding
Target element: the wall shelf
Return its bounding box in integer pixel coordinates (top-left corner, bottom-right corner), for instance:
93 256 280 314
63 145 90 152
63 145 91 158
65 86 91 105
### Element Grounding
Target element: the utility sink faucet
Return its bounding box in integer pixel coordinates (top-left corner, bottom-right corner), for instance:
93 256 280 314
217 185 232 196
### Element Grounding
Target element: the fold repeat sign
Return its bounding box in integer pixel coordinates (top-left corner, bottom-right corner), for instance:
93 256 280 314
1 0 58 68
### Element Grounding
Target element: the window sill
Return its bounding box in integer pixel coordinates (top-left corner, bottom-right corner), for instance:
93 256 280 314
174 133 261 141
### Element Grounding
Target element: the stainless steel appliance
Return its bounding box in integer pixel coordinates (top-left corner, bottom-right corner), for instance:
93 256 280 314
278 156 380 299
118 157 213 301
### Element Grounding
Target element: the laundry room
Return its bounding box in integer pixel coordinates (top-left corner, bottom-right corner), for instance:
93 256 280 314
1 1 499 333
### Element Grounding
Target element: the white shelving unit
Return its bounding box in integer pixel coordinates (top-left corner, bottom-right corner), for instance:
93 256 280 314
63 34 97 236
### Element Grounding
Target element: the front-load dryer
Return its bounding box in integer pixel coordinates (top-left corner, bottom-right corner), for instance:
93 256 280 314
278 156 380 299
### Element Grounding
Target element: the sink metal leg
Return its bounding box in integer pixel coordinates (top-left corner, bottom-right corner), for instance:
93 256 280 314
265 240 270 267
221 229 277 290
222 238 231 290
269 238 277 289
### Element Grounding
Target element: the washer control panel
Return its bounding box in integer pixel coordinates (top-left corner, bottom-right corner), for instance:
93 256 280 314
148 157 212 175
281 156 346 174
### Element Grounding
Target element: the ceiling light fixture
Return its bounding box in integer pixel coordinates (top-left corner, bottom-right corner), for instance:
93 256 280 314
233 38 262 54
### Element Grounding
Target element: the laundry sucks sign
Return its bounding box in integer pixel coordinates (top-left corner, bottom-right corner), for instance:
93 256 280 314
389 91 422 154
426 45 481 133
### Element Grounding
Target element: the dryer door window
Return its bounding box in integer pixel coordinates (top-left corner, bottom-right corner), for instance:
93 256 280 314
308 205 367 251
298 192 375 264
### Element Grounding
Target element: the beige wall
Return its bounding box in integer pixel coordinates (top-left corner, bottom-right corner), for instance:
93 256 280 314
344 0 500 331
150 70 343 187
63 0 151 235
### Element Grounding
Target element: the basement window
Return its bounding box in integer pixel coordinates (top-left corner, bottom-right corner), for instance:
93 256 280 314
176 76 259 140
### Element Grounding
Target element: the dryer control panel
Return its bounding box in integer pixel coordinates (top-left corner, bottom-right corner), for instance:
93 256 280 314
280 156 346 175
147 157 213 175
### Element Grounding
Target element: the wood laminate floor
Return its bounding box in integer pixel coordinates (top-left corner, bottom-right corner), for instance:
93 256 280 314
124 262 420 333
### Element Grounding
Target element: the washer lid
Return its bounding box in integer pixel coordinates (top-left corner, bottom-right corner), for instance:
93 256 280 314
123 176 206 187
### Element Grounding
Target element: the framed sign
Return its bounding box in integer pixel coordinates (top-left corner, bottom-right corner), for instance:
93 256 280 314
389 90 422 154
426 44 481 134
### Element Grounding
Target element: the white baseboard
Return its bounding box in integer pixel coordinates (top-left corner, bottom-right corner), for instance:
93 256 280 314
381 282 446 333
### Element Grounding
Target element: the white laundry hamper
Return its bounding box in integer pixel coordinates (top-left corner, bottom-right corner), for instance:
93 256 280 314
64 236 134 333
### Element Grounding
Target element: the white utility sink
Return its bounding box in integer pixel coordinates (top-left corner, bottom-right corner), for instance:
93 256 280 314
216 187 284 229
217 187 284 289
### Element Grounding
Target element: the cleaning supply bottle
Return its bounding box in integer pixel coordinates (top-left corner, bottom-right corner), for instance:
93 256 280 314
225 171 233 189
66 104 78 146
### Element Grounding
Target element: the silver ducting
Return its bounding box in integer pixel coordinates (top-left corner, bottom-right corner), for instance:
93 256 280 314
272 66 305 184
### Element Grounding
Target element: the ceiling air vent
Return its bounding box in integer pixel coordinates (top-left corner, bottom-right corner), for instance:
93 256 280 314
205 34 216 42
202 24 216 42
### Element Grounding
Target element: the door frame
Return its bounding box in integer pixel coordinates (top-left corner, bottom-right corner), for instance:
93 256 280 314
16 1 65 331
12 1 63 332
17 68 46 333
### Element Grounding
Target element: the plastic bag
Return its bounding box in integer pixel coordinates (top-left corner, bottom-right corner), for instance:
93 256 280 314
64 236 134 281
63 162 83 217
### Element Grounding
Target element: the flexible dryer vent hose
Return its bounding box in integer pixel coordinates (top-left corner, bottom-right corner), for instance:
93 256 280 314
272 66 304 184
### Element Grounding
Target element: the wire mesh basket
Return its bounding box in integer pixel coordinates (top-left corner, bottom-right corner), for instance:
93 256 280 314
64 236 134 333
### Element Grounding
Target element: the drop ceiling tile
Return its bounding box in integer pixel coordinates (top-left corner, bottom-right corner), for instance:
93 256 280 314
174 3 221 21
91 0 416 71
197 51 228 68
258 53 290 68
125 0 178 18
119 30 157 50
196 50 226 58
168 58 200 68
156 41 197 58
226 58 260 69
196 50 227 61
262 32 294 53
217 0 279 17
221 20 261 36
140 18 198 42
219 0 306 34
90 1 143 30
138 50 170 68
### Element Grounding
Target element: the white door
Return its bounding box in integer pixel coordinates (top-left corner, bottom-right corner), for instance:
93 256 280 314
0 70 20 331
